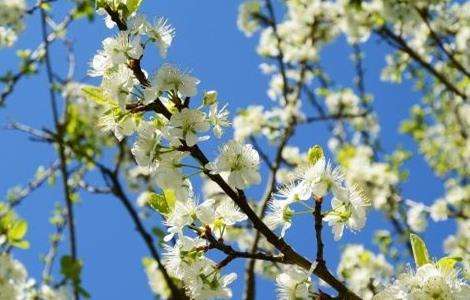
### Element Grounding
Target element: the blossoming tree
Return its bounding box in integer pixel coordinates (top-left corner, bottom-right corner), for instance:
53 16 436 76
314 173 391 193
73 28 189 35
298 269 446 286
0 0 469 299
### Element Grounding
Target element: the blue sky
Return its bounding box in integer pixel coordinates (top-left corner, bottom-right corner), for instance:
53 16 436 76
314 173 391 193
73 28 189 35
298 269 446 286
0 1 454 299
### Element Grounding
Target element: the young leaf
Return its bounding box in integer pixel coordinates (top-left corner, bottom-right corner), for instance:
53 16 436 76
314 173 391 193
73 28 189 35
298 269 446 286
147 193 170 215
60 255 82 283
11 240 30 249
9 219 28 240
410 233 431 267
163 189 176 210
437 256 462 273
81 86 116 106
126 0 143 15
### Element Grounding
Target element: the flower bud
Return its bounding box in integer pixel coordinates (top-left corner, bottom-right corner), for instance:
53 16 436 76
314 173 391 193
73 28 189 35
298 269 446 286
307 145 324 164
203 90 218 106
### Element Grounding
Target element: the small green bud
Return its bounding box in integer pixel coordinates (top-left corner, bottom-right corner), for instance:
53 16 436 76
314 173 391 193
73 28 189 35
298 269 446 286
203 90 218 106
307 145 324 164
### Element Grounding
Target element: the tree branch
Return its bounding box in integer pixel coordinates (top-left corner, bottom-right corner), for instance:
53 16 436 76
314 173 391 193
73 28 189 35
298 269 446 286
98 166 187 300
313 198 324 263
415 7 470 78
106 8 359 297
40 6 79 299
376 26 467 100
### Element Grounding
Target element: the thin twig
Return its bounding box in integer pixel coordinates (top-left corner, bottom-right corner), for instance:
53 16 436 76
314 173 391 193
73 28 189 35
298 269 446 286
42 208 67 284
8 160 60 208
249 136 273 169
376 26 467 99
40 6 79 299
415 7 470 77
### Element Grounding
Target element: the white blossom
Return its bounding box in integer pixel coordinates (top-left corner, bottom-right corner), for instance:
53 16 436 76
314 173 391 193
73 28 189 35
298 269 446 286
146 17 175 57
265 199 294 237
296 157 343 199
430 199 449 222
207 140 261 189
131 120 164 173
168 108 210 146
337 244 393 299
276 263 316 300
155 64 200 97
237 1 261 37
323 185 370 241
406 202 428 233
196 199 247 233
98 112 136 141
208 103 230 138
374 263 469 300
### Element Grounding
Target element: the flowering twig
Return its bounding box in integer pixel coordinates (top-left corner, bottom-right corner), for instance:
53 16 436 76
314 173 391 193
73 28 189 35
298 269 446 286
96 165 187 300
42 208 67 284
0 13 74 107
40 6 79 299
108 7 359 298
376 26 467 100
414 7 470 78
7 160 59 208
304 111 369 124
199 226 287 269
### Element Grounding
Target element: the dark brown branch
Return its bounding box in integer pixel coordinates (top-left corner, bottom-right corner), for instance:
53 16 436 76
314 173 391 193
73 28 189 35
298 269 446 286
111 12 359 297
304 111 369 123
104 6 127 31
313 198 324 263
200 226 287 269
78 180 111 194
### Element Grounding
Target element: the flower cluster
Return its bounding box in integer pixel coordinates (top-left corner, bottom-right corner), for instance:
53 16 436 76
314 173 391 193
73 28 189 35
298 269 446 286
374 234 470 299
374 262 469 299
0 0 26 47
337 244 393 299
276 263 316 300
3 0 468 298
0 253 68 300
265 146 370 240
336 145 400 210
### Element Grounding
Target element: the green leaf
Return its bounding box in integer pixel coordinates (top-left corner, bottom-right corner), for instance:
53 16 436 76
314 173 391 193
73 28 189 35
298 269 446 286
437 256 462 273
147 193 170 215
410 233 431 267
8 220 28 240
60 256 90 298
81 86 116 106
60 255 82 283
78 286 91 298
95 0 107 9
11 240 30 249
147 189 177 215
126 0 143 15
163 189 176 210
